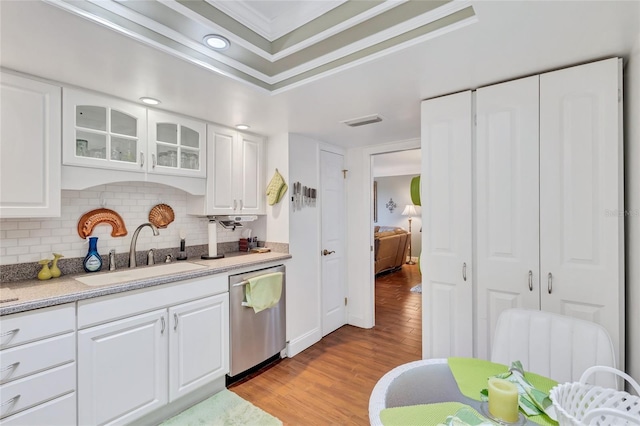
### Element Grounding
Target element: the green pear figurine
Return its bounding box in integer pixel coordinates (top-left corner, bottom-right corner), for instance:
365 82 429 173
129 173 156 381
37 259 52 280
51 253 63 278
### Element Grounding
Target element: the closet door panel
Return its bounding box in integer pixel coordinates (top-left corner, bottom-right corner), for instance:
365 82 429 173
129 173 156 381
475 76 540 359
540 58 623 368
421 91 473 358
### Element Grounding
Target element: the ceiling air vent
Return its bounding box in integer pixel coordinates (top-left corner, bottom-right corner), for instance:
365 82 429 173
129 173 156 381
341 114 383 127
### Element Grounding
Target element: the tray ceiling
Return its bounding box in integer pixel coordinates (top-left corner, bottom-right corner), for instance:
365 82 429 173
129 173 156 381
45 0 477 93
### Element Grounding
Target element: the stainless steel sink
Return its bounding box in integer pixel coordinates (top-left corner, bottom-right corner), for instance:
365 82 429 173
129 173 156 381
75 262 207 287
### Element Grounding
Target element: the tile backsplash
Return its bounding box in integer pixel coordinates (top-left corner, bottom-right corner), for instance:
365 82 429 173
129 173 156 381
0 182 266 266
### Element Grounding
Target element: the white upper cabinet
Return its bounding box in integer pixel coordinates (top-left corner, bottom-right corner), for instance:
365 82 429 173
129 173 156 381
61 88 207 194
539 58 624 368
475 76 541 359
188 124 264 216
147 110 206 178
63 88 146 172
0 72 61 218
236 132 263 214
421 91 474 359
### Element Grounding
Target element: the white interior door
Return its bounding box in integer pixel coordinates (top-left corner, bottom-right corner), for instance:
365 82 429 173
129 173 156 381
320 150 346 336
475 76 541 359
421 91 473 358
539 58 624 368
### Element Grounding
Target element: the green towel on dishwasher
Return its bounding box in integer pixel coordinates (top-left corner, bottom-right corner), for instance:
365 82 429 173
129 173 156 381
243 272 283 313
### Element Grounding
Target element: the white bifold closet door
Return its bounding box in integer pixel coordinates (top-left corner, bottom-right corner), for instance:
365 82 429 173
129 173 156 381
539 58 624 369
475 76 540 360
421 91 473 359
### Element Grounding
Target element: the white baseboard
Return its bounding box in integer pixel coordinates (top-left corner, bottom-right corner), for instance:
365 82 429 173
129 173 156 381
287 327 321 357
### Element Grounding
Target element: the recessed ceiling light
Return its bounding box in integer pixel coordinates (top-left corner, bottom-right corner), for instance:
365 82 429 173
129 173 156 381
235 124 250 130
140 97 161 105
204 34 230 50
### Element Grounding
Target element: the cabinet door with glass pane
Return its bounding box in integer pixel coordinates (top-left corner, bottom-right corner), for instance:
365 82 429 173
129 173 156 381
148 110 206 178
62 88 147 172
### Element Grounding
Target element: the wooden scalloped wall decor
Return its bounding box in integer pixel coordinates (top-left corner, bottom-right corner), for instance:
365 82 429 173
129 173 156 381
78 208 128 239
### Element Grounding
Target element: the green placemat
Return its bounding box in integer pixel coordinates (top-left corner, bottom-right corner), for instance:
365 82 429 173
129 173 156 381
381 402 482 426
448 358 558 426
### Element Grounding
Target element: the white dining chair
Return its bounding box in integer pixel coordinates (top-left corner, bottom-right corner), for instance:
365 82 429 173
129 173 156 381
491 309 618 388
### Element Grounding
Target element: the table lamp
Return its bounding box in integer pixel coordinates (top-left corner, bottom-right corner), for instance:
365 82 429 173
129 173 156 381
402 204 417 265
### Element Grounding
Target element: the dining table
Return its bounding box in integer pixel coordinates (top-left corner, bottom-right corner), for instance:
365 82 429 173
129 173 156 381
369 357 559 426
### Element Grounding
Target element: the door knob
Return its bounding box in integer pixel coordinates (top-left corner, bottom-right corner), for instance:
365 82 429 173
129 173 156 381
322 249 335 256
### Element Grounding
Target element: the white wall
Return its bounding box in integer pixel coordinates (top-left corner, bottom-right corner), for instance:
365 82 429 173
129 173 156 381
265 133 290 244
375 174 422 258
345 139 421 329
624 34 640 383
286 134 323 356
0 181 267 265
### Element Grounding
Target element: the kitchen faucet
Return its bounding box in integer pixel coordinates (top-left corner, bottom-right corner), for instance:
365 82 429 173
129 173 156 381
129 222 160 268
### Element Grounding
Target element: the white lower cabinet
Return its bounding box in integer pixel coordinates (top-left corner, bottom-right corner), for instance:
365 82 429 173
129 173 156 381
77 276 229 425
169 295 229 402
78 310 168 426
0 304 76 425
0 393 76 426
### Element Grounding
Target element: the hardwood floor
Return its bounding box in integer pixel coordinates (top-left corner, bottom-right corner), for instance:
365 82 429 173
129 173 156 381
229 264 422 425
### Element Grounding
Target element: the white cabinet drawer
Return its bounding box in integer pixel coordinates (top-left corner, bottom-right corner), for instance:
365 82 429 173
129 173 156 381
0 304 75 350
0 363 75 419
0 392 76 426
0 333 75 384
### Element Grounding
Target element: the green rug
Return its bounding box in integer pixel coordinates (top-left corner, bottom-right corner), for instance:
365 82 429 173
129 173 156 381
161 389 283 426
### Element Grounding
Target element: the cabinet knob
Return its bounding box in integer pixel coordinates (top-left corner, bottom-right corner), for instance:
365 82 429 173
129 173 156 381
174 313 178 331
160 316 165 334
528 270 533 291
140 152 145 167
152 153 156 169
462 262 467 281
547 272 553 294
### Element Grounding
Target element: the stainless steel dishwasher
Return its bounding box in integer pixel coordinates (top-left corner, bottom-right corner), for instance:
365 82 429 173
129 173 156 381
228 264 286 379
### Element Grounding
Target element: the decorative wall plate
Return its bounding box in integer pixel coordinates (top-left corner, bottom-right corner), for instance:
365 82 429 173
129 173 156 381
149 203 175 229
78 208 128 239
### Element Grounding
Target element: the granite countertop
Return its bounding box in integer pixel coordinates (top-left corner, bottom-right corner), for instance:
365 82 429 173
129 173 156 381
0 252 291 316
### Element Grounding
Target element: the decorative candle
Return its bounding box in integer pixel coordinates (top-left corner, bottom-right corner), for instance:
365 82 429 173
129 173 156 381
488 377 519 423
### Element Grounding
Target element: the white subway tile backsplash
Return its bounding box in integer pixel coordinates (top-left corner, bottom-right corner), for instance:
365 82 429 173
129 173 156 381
30 229 52 238
7 246 29 255
0 181 261 266
18 222 41 230
6 230 30 239
29 244 52 254
0 238 18 249
18 238 40 247
51 243 72 252
0 222 18 231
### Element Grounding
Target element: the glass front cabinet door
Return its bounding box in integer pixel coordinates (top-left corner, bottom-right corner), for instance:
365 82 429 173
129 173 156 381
147 110 206 178
63 88 146 172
